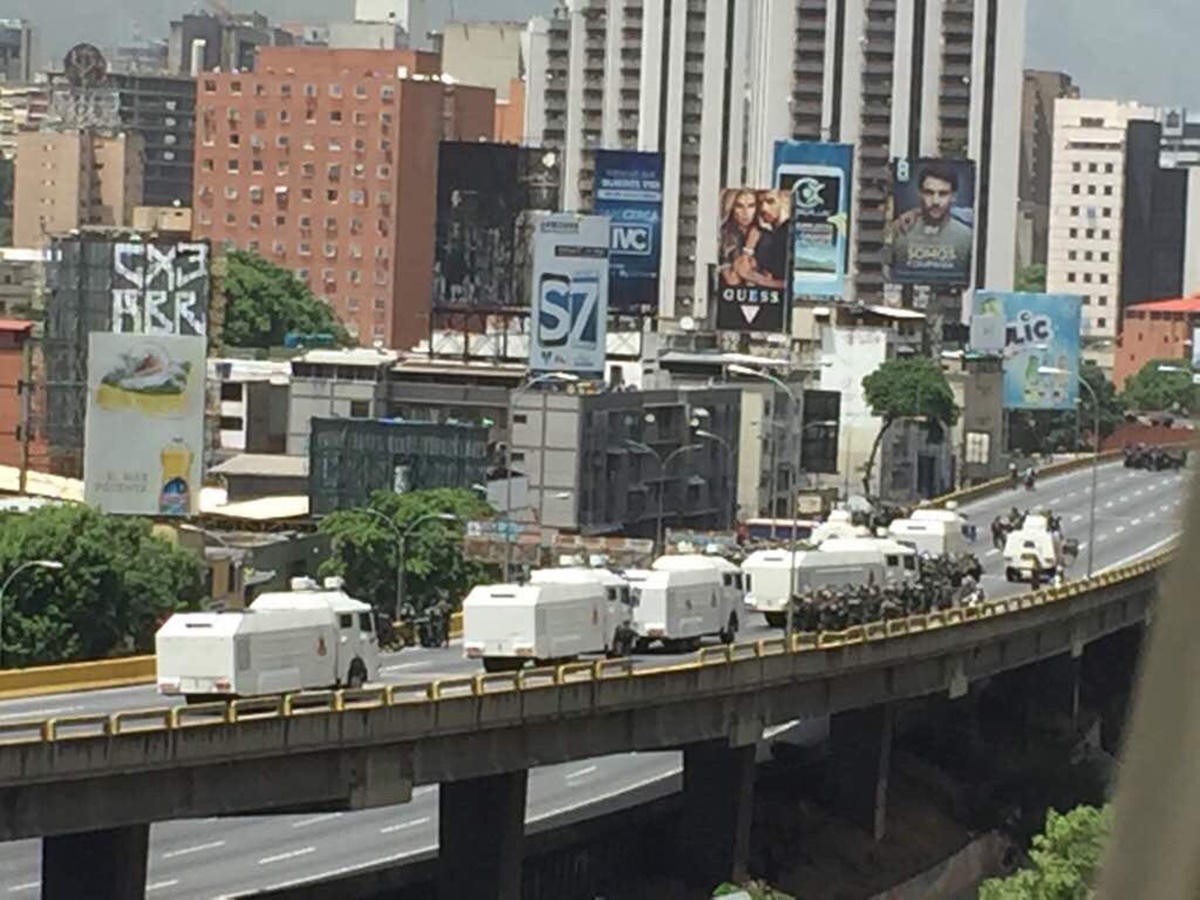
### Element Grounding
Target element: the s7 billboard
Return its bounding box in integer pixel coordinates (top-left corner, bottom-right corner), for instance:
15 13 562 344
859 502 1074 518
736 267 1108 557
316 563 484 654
773 141 854 300
529 214 610 374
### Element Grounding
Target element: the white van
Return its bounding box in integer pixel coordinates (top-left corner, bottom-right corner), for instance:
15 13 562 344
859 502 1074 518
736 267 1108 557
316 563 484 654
742 539 918 628
462 569 636 672
811 509 871 543
624 555 743 651
156 577 379 702
888 508 974 557
1003 515 1063 582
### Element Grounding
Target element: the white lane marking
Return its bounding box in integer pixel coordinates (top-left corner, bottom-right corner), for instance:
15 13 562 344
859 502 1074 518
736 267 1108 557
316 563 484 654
1131 518 1142 526
291 813 342 829
528 768 681 824
380 816 431 835
6 884 38 894
565 765 598 781
1146 512 1157 519
0 705 84 721
147 881 180 893
1115 526 1127 534
1049 496 1063 505
259 847 439 894
1104 501 1115 509
380 661 427 672
258 846 316 866
1071 515 1084 523
162 840 226 859
1098 534 1179 572
985 549 999 557
1097 534 1110 542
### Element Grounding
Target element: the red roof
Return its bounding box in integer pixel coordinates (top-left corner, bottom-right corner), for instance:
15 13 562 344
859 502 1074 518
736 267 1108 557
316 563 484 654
1126 296 1200 314
0 318 34 334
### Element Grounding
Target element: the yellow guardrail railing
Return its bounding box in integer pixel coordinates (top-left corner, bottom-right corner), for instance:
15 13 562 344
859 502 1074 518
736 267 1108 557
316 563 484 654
0 544 1173 747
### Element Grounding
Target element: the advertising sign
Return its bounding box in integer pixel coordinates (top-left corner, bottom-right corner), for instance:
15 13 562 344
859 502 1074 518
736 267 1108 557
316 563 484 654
593 150 664 312
885 158 977 285
111 242 210 336
714 188 790 332
972 292 1083 410
529 213 610 373
773 141 854 299
84 333 206 515
1192 326 1200 369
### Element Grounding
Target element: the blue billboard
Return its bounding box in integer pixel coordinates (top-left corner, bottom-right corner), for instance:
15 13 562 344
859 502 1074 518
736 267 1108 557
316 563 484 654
772 140 854 300
972 292 1083 411
593 150 664 312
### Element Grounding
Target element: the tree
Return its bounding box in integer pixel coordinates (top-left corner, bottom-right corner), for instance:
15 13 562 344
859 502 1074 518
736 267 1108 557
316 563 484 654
980 805 1111 900
1120 357 1195 414
318 488 496 614
1010 363 1125 453
1015 263 1048 293
0 505 204 666
860 356 959 497
221 249 352 350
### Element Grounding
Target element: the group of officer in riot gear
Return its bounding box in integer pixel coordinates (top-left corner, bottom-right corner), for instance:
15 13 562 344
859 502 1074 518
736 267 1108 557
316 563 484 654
1123 444 1188 471
991 506 1062 549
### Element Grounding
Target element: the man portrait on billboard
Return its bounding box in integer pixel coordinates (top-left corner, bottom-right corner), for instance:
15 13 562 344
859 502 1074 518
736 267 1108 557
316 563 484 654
885 162 975 283
717 189 788 290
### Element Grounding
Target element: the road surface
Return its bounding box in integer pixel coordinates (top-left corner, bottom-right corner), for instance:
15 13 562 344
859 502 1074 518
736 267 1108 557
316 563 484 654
0 461 1185 898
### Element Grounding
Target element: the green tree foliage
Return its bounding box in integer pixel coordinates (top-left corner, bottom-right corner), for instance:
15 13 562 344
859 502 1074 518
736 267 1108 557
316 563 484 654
221 249 351 350
1120 357 1195 413
0 505 204 666
860 356 959 497
318 488 495 614
1015 263 1048 293
980 805 1111 900
1009 363 1125 453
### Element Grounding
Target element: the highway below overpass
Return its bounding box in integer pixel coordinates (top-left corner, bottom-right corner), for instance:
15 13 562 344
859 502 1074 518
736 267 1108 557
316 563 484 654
0 461 1186 898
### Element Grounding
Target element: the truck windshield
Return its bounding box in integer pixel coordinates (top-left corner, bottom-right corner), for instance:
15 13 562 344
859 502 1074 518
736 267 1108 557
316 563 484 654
358 612 373 632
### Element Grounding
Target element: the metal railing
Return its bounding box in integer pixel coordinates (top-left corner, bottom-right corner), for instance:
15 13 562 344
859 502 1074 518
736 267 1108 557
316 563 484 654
0 543 1173 747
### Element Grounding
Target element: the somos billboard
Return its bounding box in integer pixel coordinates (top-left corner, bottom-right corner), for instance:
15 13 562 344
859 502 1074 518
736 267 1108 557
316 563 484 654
972 291 1083 411
885 158 977 285
773 141 854 300
593 150 664 312
714 188 790 332
529 213 610 374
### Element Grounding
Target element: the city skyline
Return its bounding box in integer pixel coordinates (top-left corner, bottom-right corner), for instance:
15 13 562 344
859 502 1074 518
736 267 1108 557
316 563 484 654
2 0 1196 110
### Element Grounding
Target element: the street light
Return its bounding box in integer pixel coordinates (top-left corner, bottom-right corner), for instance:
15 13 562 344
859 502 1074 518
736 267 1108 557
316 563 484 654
504 371 580 581
694 429 737 529
0 559 63 668
625 440 703 553
361 509 458 618
1040 366 1098 577
727 364 805 645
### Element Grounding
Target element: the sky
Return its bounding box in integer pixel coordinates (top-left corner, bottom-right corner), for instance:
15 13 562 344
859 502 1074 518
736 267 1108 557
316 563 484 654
7 0 1199 110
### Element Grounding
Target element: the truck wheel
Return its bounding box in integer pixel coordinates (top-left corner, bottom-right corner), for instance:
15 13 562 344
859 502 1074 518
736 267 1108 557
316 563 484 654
347 658 367 689
482 657 519 674
720 612 739 645
764 612 786 629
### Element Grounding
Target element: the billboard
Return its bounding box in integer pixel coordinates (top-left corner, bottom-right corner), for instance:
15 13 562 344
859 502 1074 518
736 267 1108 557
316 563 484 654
1192 326 1200 369
971 292 1083 410
773 141 854 299
84 333 206 515
885 158 977 285
529 213 610 373
433 142 561 309
714 188 790 332
801 389 841 475
593 150 664 312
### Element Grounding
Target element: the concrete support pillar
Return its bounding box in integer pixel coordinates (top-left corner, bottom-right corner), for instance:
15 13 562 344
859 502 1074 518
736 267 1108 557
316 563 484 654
1040 653 1081 725
676 740 756 888
829 704 893 841
42 824 149 900
438 769 528 900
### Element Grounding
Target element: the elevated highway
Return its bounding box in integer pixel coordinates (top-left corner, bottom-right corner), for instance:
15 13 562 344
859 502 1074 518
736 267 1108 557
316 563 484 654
0 461 1186 899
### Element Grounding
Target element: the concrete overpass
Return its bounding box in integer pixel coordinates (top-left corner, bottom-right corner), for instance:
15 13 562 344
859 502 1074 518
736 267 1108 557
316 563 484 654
0 542 1169 898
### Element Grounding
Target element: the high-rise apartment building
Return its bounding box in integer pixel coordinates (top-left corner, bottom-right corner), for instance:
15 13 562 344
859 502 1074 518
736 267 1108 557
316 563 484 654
525 0 1026 321
355 0 430 50
168 13 295 77
192 47 494 351
12 130 143 247
0 83 49 160
0 20 34 84
1045 98 1156 346
1017 69 1077 269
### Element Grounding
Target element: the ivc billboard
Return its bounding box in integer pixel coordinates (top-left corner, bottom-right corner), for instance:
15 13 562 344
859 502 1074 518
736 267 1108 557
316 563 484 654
593 150 663 312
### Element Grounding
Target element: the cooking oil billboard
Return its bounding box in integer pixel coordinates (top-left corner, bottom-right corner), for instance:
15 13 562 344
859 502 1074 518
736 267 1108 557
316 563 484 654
83 333 206 516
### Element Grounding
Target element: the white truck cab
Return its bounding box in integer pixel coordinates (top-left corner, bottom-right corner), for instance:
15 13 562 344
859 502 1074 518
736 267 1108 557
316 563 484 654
1003 515 1063 582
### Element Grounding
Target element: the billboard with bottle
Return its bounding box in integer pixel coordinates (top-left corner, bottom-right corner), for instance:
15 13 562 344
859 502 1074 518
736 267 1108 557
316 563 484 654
971 292 1082 410
772 140 854 299
528 213 610 373
84 333 206 516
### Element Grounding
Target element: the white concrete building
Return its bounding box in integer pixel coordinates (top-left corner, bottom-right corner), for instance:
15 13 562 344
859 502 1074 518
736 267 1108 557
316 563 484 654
525 0 1027 322
354 0 429 49
1045 98 1157 344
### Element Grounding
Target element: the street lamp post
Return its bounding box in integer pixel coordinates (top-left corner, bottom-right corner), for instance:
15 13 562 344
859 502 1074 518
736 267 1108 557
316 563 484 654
626 440 703 553
504 372 580 582
362 509 458 619
1040 366 1098 577
0 559 64 668
695 429 737 529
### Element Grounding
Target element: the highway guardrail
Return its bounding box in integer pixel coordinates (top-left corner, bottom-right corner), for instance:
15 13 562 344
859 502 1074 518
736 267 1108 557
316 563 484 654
0 541 1173 746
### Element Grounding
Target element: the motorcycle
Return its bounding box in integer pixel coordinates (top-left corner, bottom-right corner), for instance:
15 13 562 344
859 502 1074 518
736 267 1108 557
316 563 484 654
1024 472 1037 491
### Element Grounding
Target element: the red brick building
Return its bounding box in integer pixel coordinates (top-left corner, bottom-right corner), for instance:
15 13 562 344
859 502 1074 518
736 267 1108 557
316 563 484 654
192 47 494 351
1114 296 1200 388
0 319 39 469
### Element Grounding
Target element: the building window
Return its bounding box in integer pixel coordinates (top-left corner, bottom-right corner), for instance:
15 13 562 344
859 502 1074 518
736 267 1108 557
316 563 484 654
348 296 360 311
330 110 343 123
279 109 290 124
1102 207 1112 217
276 161 289 175
255 84 265 97
228 133 241 147
349 189 366 205
302 162 315 178
329 138 342 152
381 85 395 102
298 242 312 256
254 110 267 126
1101 229 1110 239
299 215 312 228
354 138 367 152
201 158 214 171
350 218 363 235
274 214 286 227
1101 251 1110 262
276 135 289 148
349 270 362 284
1104 185 1113 196
350 400 370 418
1067 273 1076 282
328 163 341 181
1069 228 1078 238
324 243 337 258
354 111 367 126
301 187 314 201
1088 162 1098 172
249 185 263 203
304 83 316 97
380 112 393 128
1098 296 1108 306
350 243 362 258
1083 273 1092 283
376 164 391 179
227 159 239 173
1100 274 1109 284
327 189 339 202
354 84 367 99
374 296 386 310
249 213 261 229
224 186 238 200
1071 185 1080 195
1084 251 1093 261
1086 229 1095 239
353 162 366 178
224 212 237 226
1070 206 1080 216
1072 162 1081 173
1081 296 1090 305
1097 317 1107 329
1105 163 1114 174
281 83 292 97
1068 251 1077 261
251 159 264 172
297 268 309 281
204 79 217 93
329 83 343 97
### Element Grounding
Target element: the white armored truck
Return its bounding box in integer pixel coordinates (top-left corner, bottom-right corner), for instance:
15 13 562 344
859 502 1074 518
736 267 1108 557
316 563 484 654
155 577 379 702
622 554 745 652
